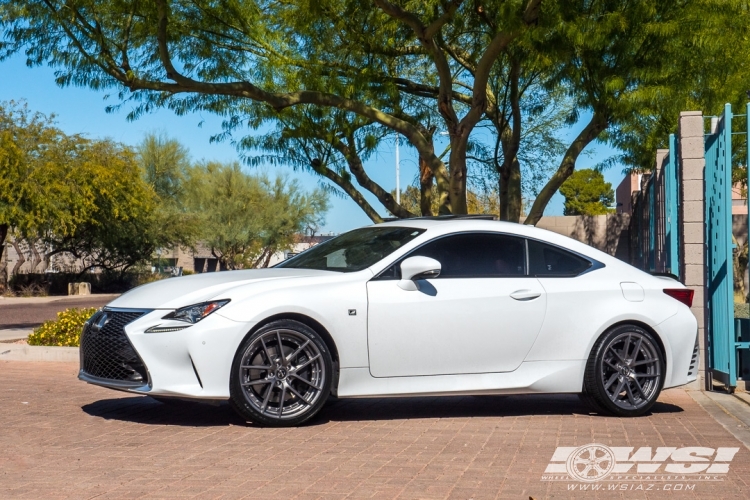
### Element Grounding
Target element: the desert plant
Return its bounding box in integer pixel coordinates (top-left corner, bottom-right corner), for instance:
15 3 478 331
27 307 97 347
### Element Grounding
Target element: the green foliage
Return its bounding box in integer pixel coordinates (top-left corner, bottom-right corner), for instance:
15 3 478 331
2 1 749 223
138 132 191 202
0 101 191 277
184 162 329 269
559 169 614 216
27 307 97 347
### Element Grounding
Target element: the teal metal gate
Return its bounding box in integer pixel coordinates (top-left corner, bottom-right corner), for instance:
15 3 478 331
704 104 736 386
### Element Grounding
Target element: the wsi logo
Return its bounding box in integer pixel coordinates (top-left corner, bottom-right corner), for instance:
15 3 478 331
541 444 739 482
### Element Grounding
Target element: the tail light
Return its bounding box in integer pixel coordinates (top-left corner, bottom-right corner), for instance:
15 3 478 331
663 288 694 307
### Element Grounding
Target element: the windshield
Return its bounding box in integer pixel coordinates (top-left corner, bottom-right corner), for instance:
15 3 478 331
277 226 425 272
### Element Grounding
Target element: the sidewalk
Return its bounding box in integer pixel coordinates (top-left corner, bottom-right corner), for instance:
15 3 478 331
0 293 119 305
0 328 32 342
0 293 118 330
689 389 750 450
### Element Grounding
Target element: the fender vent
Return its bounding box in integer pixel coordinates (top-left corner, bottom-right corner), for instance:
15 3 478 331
687 334 700 378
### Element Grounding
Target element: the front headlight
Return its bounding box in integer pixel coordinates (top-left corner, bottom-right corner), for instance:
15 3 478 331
145 300 230 333
164 300 231 324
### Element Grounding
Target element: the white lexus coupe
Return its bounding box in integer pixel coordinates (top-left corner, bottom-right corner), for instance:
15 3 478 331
79 218 698 426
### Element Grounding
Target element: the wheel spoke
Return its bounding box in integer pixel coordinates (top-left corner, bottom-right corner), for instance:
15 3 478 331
276 331 285 363
623 334 632 360
293 353 321 372
242 379 272 387
631 337 643 364
286 384 311 405
277 384 287 416
604 359 619 371
610 379 626 402
608 347 626 364
635 373 659 378
260 336 274 364
286 340 310 364
633 358 659 367
604 372 619 390
260 383 274 412
624 382 637 406
290 373 322 391
241 365 272 370
632 377 647 399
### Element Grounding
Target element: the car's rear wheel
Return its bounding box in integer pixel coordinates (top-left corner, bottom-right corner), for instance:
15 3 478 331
582 324 664 417
229 320 332 427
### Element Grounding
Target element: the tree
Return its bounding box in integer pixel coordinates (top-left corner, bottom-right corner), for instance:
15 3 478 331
0 101 182 285
2 0 748 226
183 162 328 269
559 169 614 216
136 132 200 247
0 101 99 286
138 132 190 202
0 0 540 218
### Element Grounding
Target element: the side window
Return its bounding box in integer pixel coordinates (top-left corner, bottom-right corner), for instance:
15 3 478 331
527 239 592 277
409 233 526 278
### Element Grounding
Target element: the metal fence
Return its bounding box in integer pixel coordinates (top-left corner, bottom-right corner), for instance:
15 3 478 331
630 134 680 276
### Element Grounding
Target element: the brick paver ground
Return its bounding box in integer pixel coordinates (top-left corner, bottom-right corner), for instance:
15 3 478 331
1 361 749 499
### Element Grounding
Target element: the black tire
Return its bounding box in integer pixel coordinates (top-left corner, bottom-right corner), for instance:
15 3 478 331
229 320 333 427
583 324 665 417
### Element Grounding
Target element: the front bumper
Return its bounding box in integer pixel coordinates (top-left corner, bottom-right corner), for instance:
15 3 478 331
79 308 252 399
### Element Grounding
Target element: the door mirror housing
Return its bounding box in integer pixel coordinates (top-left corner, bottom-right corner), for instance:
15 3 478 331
398 256 441 290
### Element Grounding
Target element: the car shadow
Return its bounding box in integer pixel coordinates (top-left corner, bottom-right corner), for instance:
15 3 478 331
81 394 684 428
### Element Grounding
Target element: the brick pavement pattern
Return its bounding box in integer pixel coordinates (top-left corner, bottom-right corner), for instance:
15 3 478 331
1 361 749 499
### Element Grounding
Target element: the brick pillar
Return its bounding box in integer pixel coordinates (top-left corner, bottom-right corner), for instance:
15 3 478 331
677 111 708 390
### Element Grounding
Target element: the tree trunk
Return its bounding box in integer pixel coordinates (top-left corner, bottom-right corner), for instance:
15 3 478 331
448 135 469 214
419 137 436 216
11 239 26 277
29 240 42 273
733 235 746 302
506 157 522 222
497 58 523 222
0 224 8 291
524 112 609 225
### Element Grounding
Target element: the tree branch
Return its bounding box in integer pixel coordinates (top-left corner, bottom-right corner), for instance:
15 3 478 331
523 111 609 225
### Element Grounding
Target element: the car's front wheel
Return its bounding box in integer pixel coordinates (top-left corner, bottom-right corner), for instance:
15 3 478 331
229 320 332 427
582 324 665 417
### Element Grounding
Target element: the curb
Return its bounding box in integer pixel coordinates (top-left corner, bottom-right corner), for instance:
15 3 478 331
0 344 79 363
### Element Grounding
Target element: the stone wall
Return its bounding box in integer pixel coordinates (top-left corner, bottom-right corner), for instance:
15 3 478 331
535 214 631 261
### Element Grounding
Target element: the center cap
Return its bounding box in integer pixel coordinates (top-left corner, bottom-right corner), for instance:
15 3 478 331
276 368 288 380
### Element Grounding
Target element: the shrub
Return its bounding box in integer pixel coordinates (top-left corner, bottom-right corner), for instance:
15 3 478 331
27 307 98 347
735 303 750 319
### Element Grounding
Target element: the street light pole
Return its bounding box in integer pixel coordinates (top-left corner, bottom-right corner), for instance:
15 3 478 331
395 133 400 204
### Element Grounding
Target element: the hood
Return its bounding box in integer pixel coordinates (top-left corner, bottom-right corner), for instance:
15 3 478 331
106 268 335 310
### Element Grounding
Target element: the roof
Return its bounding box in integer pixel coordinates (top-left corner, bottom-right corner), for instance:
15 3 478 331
371 217 623 267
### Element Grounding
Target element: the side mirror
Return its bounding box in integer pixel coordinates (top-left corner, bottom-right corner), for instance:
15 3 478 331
398 256 441 291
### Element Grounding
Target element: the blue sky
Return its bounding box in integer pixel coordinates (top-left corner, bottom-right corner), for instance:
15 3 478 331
0 53 626 233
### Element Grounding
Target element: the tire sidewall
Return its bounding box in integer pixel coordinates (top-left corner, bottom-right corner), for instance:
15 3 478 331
229 319 333 427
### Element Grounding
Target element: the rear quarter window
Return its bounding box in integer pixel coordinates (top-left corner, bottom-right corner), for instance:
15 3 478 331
527 239 592 277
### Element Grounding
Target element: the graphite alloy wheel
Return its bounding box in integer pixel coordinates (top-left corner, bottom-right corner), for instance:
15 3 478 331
229 320 332 427
582 325 665 417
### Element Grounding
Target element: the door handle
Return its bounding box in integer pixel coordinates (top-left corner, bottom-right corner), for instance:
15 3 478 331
510 289 542 301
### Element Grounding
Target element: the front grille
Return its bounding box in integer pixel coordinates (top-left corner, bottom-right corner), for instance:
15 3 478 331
80 310 149 384
687 333 700 378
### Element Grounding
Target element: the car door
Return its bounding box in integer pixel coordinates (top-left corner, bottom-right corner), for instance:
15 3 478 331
367 232 547 378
